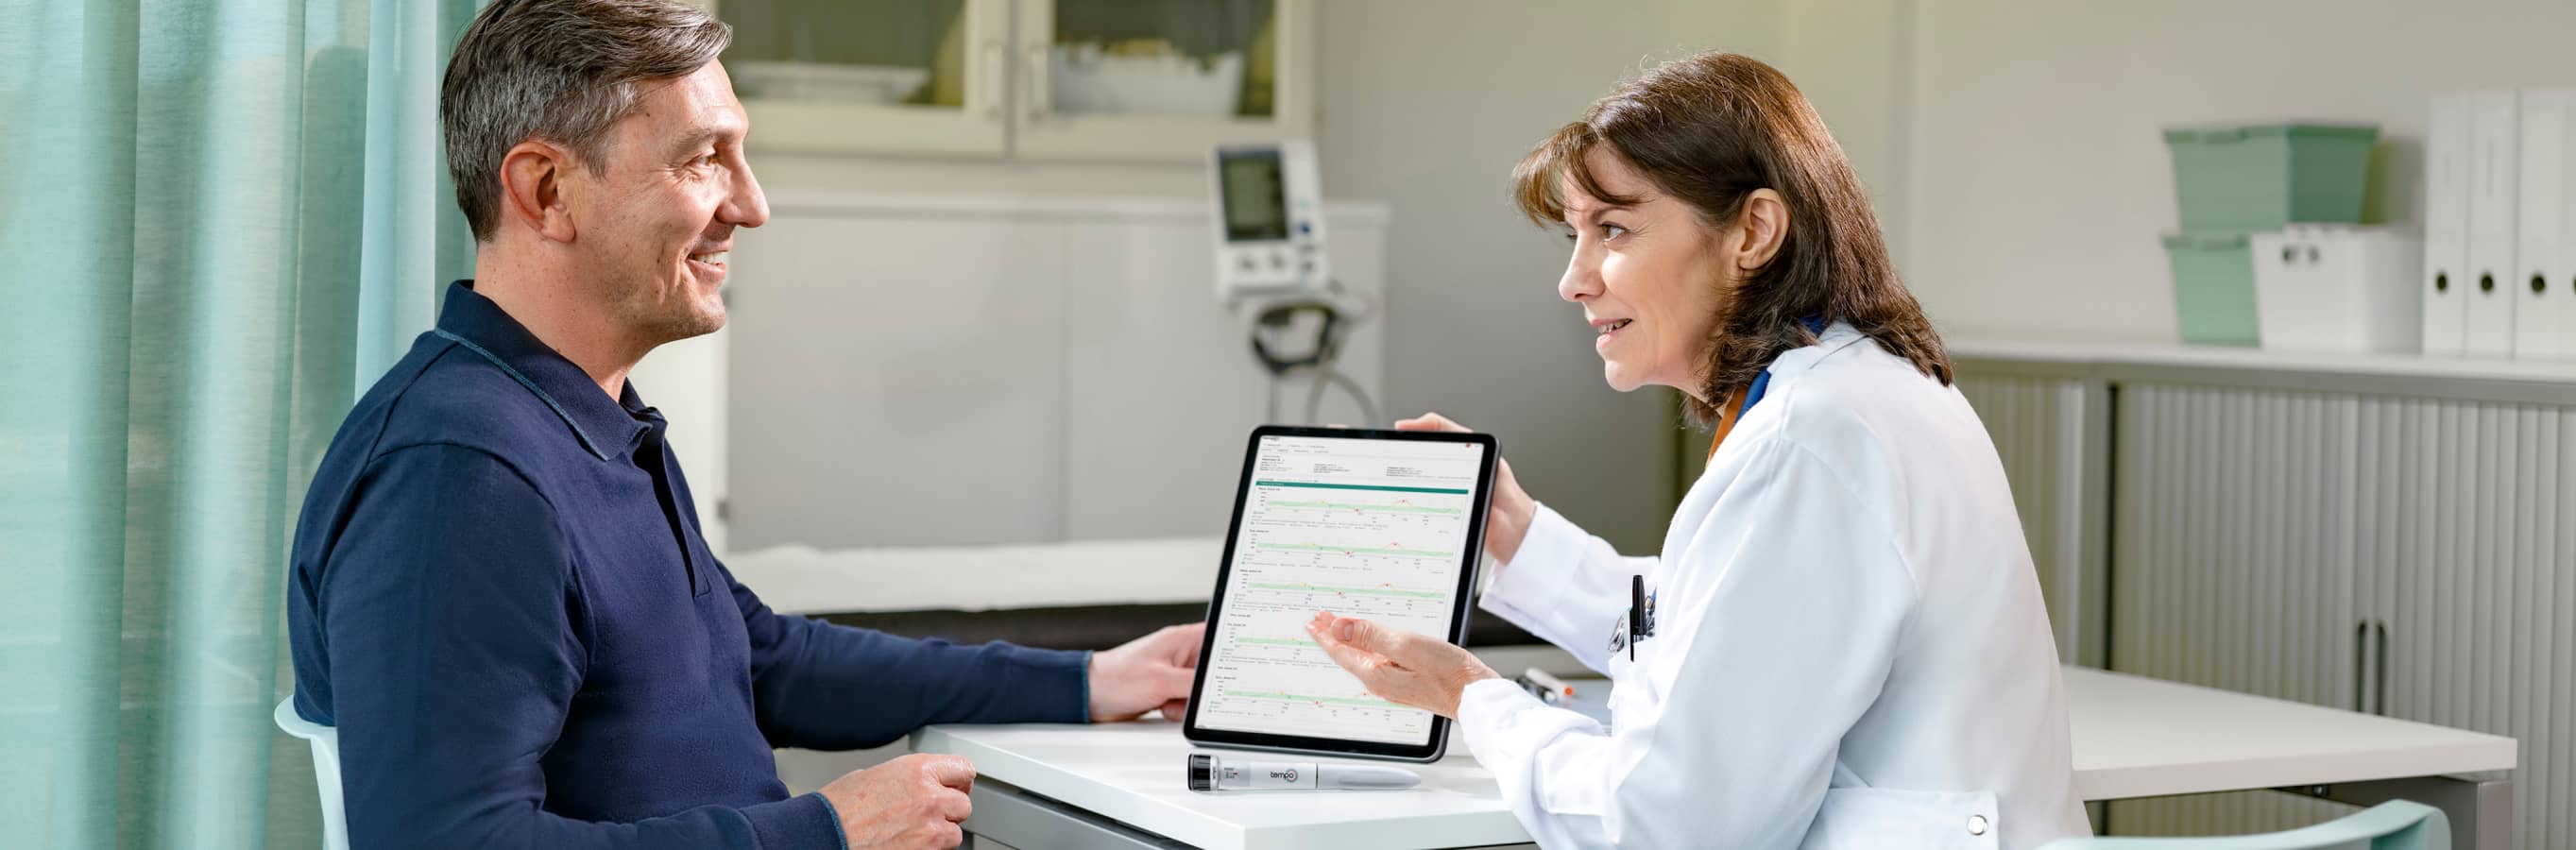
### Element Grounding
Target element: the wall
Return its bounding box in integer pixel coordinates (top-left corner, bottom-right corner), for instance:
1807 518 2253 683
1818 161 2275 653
1783 0 2576 343
1319 0 1779 552
725 2 1785 553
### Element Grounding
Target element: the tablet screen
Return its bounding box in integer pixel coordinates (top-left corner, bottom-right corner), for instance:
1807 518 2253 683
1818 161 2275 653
1193 432 1491 747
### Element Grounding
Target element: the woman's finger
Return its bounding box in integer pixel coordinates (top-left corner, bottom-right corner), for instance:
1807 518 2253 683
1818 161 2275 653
1308 620 1379 677
1325 613 1424 661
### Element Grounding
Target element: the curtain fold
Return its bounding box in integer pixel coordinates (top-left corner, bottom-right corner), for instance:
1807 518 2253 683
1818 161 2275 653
1 0 483 846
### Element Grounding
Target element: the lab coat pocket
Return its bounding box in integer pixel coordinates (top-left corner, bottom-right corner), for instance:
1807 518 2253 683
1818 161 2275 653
1800 787 2001 850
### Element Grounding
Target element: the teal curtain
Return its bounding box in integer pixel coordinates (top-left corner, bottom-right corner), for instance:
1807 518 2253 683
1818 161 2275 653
1 0 484 846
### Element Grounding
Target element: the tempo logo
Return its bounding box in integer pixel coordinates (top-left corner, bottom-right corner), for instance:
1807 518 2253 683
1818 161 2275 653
1271 768 1300 783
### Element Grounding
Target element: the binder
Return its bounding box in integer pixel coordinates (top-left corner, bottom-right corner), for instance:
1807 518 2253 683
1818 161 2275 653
2423 93 2473 356
2516 89 2576 359
2464 90 2520 357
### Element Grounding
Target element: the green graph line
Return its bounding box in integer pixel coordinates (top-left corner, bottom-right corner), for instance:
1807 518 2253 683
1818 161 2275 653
1224 689 1403 708
1254 542 1452 559
1267 499 1462 515
1255 480 1469 495
1233 637 1320 648
1244 581 1445 599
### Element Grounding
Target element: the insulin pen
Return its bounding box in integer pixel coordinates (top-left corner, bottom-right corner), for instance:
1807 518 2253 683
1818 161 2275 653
1187 753 1422 791
1515 668 1577 706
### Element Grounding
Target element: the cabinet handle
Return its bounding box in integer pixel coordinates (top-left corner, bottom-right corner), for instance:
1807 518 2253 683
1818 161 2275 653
980 40 1006 121
2373 620 2390 717
2353 620 2372 713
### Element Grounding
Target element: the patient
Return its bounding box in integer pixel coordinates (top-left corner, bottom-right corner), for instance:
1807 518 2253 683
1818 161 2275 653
281 1 1200 848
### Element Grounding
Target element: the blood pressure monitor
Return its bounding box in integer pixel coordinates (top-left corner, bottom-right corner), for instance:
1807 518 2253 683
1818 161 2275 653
1211 140 1331 305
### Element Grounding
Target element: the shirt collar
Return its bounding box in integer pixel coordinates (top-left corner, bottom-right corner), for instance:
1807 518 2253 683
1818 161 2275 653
432 280 655 461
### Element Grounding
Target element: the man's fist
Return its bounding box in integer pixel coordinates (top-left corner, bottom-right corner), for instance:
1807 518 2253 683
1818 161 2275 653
817 754 977 849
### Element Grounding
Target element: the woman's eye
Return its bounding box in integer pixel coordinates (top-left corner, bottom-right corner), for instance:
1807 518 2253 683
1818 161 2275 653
1600 223 1629 241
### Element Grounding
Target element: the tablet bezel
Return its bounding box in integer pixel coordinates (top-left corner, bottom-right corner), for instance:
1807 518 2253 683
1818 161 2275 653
1180 425 1498 762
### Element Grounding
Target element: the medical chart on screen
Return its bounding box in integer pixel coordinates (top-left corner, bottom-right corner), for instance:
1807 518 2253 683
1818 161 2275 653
1196 435 1487 744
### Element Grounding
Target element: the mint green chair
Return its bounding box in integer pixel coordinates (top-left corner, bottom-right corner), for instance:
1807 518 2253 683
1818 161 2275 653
274 697 350 850
2040 801 2448 850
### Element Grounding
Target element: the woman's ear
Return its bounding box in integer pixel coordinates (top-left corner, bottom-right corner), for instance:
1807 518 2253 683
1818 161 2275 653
1732 188 1789 272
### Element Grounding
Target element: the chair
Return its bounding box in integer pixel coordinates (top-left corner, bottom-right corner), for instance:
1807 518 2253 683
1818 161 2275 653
2039 800 2448 850
273 697 350 850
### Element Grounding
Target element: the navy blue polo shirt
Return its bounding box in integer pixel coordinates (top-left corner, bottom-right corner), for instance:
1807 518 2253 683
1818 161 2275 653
286 281 1091 849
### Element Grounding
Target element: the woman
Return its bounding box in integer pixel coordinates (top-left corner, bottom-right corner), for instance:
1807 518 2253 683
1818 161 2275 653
1305 53 2089 849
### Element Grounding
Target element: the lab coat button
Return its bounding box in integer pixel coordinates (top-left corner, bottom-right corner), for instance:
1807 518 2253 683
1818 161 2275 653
1966 814 1989 836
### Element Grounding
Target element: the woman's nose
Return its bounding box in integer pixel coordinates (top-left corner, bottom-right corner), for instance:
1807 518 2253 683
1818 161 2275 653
1559 253 1601 302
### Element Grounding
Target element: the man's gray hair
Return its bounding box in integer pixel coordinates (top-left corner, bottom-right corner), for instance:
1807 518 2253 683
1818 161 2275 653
442 0 731 242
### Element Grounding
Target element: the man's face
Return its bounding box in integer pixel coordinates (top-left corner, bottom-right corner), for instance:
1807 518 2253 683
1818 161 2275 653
570 60 765 348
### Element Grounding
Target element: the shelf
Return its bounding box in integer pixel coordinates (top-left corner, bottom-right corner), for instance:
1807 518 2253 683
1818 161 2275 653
1949 336 2576 405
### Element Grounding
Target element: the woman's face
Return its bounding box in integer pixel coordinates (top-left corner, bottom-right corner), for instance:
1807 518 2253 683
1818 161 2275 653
1556 148 1732 400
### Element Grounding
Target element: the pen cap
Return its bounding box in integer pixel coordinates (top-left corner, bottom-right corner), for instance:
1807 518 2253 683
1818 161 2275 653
1187 753 1215 791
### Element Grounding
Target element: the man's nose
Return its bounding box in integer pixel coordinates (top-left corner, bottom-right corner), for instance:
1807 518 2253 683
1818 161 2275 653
724 161 769 229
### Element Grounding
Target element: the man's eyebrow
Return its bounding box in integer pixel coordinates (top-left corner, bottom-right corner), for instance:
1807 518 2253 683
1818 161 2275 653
667 124 740 157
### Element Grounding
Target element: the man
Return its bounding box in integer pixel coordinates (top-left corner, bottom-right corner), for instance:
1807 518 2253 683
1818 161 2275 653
283 1 1202 847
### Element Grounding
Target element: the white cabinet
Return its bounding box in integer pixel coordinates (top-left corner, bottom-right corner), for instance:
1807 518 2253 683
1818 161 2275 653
1009 0 1315 162
721 194 1388 550
722 0 1015 158
708 0 1314 162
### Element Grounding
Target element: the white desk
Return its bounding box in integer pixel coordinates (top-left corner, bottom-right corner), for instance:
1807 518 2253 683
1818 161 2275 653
907 667 2516 850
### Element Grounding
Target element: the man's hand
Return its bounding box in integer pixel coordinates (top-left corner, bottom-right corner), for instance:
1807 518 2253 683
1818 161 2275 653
1088 622 1204 721
816 754 976 849
1306 611 1498 719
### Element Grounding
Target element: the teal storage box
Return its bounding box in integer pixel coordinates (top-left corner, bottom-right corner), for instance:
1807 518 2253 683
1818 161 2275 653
2163 232 2260 347
2163 124 2378 231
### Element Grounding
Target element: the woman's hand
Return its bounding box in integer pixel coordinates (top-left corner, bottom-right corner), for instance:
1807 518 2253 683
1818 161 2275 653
1305 612 1499 719
1394 413 1537 563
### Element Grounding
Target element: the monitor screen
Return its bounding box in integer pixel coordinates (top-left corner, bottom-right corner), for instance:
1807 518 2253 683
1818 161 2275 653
1219 148 1290 243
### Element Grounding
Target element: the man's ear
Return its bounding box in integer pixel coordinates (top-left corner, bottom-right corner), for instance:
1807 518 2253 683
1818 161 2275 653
498 140 581 245
1732 188 1788 272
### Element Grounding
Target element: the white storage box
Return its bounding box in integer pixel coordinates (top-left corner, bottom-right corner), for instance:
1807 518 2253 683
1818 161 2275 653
730 61 930 105
1049 43 1243 117
2252 226 2425 353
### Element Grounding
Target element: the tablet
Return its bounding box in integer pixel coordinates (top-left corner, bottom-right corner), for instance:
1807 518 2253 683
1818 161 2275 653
1182 425 1498 762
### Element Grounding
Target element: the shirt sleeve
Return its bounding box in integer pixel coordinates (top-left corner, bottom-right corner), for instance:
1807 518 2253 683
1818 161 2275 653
1456 438 1918 849
1478 503 1658 675
318 444 841 850
722 559 1094 751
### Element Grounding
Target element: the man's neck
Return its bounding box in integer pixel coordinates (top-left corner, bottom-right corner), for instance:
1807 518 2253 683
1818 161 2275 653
470 259 640 400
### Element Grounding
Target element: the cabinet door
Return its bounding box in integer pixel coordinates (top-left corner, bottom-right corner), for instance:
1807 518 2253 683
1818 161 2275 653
2352 399 2569 848
712 0 1013 157
1012 0 1315 162
2105 385 2361 836
723 211 1066 549
1056 207 1386 540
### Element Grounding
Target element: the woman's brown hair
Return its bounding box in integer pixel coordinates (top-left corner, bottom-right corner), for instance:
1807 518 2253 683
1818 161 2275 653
1511 52 1950 426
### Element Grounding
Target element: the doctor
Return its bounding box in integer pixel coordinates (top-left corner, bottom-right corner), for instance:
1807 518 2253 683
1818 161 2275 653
1305 52 2090 849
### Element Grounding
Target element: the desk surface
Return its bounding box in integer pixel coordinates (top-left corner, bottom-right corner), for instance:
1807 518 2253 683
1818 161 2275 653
913 666 2516 850
2062 666 2515 799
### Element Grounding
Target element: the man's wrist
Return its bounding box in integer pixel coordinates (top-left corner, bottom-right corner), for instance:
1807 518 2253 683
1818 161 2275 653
1080 650 1100 722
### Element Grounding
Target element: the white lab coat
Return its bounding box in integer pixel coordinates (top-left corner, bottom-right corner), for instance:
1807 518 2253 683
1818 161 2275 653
1459 324 2090 850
